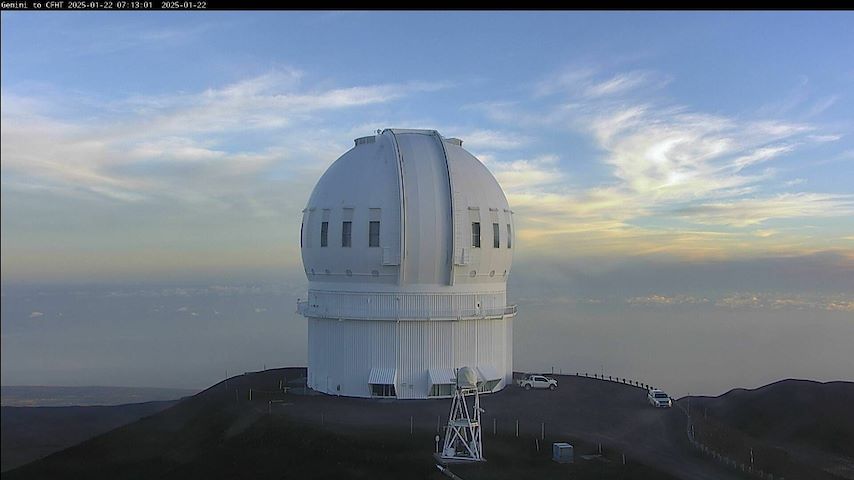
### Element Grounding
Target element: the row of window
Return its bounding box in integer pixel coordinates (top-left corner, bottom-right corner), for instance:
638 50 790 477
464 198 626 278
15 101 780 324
472 222 512 249
301 220 513 250
373 380 500 398
301 221 381 248
428 380 500 397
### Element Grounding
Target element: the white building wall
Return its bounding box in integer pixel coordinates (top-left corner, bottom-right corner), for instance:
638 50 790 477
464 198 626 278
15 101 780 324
300 129 516 400
303 290 507 320
307 315 514 399
505 315 514 385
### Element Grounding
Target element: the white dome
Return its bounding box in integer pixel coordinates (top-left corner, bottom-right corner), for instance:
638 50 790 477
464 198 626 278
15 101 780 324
300 128 514 291
297 129 517 400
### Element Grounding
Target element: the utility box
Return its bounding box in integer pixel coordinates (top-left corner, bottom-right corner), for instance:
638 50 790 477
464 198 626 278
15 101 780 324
552 442 574 464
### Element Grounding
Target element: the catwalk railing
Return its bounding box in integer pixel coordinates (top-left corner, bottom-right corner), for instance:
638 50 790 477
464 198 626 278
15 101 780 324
296 300 517 320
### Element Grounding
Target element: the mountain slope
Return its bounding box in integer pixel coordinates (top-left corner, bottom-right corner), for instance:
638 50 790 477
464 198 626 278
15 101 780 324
4 368 681 480
689 379 854 457
686 379 854 479
1 401 177 471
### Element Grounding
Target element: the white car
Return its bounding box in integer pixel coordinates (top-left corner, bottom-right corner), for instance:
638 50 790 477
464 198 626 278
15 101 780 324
519 374 558 390
648 389 672 408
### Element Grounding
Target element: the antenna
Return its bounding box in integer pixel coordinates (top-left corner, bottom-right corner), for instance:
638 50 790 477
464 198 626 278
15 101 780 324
441 366 485 462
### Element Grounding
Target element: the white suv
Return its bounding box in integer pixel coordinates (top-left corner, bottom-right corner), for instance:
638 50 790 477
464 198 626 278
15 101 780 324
648 389 672 408
519 374 558 390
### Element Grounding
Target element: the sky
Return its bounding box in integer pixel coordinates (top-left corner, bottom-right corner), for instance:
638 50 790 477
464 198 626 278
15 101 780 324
2 12 853 395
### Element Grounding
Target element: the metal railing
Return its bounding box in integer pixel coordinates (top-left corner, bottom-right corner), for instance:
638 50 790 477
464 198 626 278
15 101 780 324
296 301 517 321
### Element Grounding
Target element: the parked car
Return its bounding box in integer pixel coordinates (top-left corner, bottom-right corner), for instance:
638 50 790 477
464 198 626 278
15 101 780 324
647 388 672 408
519 374 558 390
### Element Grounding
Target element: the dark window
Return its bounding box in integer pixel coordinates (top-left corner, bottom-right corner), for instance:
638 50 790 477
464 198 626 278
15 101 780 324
472 222 481 248
300 222 304 248
342 221 352 247
507 224 512 248
320 222 328 247
430 383 453 397
369 221 380 247
371 383 396 397
493 222 500 248
479 379 500 393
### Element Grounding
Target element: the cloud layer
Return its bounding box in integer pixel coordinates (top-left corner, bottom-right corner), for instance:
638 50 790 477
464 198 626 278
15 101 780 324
470 66 852 259
2 60 852 281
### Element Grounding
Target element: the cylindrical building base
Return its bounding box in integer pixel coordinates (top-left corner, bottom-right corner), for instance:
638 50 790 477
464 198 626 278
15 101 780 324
306 315 514 399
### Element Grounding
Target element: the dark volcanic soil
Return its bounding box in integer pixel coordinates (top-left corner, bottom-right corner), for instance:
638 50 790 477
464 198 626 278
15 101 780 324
1 368 744 479
685 379 854 479
1 401 177 471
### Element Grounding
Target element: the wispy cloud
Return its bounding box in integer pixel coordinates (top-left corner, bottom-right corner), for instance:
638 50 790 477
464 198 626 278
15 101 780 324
477 65 853 258
535 68 671 99
624 292 854 312
456 129 530 151
671 193 854 227
627 294 710 306
584 70 671 98
1 66 457 281
715 292 854 312
481 154 566 194
1 71 449 209
50 21 220 57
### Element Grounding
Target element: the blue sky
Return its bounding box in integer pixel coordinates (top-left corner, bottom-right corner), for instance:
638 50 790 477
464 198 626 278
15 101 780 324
2 11 853 288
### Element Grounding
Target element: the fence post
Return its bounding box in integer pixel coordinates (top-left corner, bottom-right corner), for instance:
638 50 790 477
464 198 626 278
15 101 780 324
516 419 519 437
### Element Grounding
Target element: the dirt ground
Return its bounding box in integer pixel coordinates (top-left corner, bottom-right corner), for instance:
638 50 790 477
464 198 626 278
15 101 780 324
236 368 743 480
5 367 748 480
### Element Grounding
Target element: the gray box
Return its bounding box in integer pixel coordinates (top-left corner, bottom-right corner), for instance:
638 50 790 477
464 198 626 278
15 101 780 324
552 442 574 464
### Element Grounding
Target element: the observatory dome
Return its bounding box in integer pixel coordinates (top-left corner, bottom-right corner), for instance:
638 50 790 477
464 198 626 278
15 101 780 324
301 128 513 289
297 129 517 399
